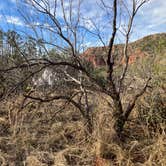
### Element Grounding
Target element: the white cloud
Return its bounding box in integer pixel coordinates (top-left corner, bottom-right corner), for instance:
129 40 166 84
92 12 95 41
6 15 24 26
0 0 165 43
141 0 166 27
129 0 166 40
82 19 95 30
0 14 25 26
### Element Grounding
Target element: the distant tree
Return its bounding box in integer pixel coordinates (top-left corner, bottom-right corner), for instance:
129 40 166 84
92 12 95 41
24 37 37 57
0 29 4 56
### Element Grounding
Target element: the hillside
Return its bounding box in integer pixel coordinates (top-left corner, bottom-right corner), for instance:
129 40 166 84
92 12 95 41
82 33 166 67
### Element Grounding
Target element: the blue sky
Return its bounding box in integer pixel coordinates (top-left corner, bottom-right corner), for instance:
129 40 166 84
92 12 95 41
0 0 165 48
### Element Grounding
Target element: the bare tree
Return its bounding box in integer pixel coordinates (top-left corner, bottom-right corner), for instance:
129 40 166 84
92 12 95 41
0 0 151 137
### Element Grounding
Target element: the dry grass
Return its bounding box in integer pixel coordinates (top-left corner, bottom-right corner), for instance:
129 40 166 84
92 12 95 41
0 94 165 166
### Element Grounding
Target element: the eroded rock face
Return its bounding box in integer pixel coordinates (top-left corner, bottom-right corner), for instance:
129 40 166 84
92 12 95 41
82 47 108 67
82 46 147 67
121 49 146 64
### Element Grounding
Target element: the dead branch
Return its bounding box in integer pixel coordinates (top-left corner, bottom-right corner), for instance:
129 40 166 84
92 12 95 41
124 77 151 120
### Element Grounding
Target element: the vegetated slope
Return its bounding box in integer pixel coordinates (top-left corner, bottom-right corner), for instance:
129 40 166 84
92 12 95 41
131 33 166 53
82 33 166 67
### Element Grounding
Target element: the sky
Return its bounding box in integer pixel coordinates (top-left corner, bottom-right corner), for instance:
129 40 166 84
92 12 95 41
0 0 165 48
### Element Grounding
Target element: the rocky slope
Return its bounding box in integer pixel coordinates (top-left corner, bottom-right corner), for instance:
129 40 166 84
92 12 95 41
82 33 166 67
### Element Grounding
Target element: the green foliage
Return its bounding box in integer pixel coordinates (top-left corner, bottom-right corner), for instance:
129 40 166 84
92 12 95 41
91 67 108 87
140 33 166 55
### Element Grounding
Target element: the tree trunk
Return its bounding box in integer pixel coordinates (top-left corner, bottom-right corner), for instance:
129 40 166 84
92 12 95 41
84 114 93 134
112 97 125 137
114 115 126 137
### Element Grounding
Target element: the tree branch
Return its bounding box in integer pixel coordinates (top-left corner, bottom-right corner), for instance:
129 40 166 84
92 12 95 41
23 92 85 117
124 77 151 120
